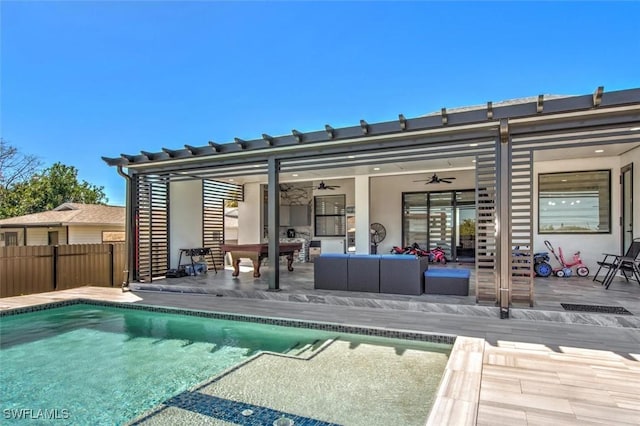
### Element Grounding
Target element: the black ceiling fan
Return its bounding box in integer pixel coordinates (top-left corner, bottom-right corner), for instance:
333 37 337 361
314 180 341 190
413 173 456 184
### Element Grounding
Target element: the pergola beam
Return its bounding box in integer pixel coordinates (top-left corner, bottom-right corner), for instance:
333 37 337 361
399 114 407 130
537 95 544 113
234 138 247 149
262 133 274 146
593 86 604 107
360 119 369 135
292 129 304 143
325 124 335 139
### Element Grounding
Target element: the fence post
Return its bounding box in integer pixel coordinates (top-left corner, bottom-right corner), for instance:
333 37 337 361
109 244 114 287
53 245 59 290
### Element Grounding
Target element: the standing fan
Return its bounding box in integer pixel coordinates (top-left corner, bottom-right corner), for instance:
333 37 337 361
370 223 387 254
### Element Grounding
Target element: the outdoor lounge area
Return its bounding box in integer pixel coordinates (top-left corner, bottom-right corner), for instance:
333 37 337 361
101 86 640 314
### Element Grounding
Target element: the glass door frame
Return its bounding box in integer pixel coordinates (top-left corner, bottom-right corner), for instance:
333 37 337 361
401 189 475 261
621 163 633 254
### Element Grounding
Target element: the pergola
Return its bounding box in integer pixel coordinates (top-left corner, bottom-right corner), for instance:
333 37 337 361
104 86 640 310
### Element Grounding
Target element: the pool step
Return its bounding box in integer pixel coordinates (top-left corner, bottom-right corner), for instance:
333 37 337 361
284 339 328 357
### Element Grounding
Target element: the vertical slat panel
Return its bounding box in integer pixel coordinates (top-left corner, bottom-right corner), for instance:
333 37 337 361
203 180 244 269
510 148 534 306
112 243 127 287
135 174 169 282
56 244 112 289
0 246 54 297
0 244 124 297
475 146 498 303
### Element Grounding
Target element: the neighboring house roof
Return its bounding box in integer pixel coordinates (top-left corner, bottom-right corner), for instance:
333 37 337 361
0 203 125 228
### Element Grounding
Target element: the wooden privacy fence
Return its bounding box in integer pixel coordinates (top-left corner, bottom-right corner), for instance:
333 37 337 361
0 243 127 298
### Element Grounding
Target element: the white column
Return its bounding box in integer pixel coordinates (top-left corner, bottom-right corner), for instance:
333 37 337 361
354 175 371 254
238 182 263 244
169 180 203 268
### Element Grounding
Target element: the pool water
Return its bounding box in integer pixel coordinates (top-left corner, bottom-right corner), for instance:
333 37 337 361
0 304 451 425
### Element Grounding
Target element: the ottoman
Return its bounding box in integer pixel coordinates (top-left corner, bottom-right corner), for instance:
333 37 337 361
424 268 470 296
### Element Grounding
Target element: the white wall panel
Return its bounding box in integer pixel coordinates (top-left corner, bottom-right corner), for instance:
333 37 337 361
169 180 203 268
533 156 620 272
238 182 262 244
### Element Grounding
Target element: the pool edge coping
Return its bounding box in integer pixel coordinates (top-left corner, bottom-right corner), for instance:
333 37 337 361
1 296 483 425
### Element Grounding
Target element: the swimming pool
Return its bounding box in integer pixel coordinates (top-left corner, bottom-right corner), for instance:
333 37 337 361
0 301 452 425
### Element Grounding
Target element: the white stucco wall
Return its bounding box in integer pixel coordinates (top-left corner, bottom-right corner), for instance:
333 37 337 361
237 178 357 248
533 156 621 272
370 170 476 255
235 153 634 269
238 182 263 244
169 180 203 268
311 178 355 251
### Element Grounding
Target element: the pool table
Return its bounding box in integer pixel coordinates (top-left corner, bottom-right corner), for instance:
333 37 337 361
220 242 303 277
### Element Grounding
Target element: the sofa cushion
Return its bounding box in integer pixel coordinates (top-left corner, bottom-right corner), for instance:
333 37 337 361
379 254 428 295
347 255 380 293
314 254 349 290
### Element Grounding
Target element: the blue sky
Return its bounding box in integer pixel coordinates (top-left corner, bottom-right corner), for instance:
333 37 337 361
2 1 639 206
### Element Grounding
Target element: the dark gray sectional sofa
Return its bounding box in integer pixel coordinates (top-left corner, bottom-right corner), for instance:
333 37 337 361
314 253 429 295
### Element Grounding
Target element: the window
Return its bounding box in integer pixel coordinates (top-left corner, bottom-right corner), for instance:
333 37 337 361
48 231 59 246
314 195 345 237
102 231 126 242
538 170 610 234
4 232 18 246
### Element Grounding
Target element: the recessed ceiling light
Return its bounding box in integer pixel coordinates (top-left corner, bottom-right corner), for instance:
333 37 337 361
469 143 478 147
561 179 567 182
253 164 260 167
348 155 355 159
373 167 380 171
630 127 640 131
228 178 234 182
292 174 298 177
595 149 604 153
472 159 476 163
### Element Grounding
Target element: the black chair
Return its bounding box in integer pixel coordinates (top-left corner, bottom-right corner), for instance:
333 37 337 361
593 239 640 288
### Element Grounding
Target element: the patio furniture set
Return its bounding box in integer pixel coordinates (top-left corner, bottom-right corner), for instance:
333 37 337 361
313 253 470 296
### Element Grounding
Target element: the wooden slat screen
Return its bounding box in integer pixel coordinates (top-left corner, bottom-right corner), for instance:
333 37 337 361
510 148 534 306
475 147 498 303
136 174 169 282
203 180 243 268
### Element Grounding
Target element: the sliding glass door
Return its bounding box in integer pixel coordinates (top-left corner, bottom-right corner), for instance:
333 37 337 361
428 192 453 258
402 189 475 261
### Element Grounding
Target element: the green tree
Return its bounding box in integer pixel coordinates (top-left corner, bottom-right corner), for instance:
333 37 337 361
0 162 107 218
459 218 476 236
